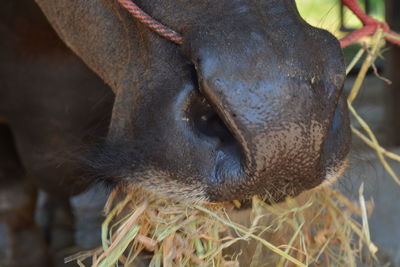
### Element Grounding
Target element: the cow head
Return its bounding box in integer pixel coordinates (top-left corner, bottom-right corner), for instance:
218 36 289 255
36 0 351 202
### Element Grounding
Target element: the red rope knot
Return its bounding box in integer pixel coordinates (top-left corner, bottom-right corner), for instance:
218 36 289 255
340 0 400 48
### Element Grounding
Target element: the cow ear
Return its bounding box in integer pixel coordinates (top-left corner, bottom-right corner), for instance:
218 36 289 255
35 0 138 92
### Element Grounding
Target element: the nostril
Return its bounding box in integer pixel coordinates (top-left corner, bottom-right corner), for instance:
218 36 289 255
185 67 237 146
189 96 234 145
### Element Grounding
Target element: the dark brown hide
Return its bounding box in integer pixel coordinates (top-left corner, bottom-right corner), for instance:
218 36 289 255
3 0 351 202
0 0 113 196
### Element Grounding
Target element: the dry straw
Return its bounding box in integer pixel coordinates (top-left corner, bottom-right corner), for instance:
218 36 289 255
66 29 400 266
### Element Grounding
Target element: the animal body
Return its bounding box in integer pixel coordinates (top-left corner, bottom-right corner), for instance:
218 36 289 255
0 0 353 265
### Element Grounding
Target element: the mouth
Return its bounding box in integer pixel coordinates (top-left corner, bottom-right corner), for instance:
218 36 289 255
85 135 350 205
320 159 349 188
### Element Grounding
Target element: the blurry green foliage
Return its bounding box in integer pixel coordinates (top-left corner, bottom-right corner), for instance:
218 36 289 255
295 0 385 67
295 0 385 36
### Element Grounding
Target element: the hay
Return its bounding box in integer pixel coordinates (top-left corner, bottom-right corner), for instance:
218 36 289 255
66 30 400 266
66 185 376 267
347 29 400 186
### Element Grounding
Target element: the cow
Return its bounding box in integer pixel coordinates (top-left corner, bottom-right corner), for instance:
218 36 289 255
0 0 355 266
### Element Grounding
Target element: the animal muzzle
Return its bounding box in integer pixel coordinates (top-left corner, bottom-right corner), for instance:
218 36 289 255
190 51 346 202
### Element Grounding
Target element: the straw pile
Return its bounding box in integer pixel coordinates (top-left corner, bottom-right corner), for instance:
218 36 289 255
66 184 377 267
66 30 400 266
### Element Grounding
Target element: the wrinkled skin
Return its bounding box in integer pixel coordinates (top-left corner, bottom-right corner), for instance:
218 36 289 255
2 0 350 203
